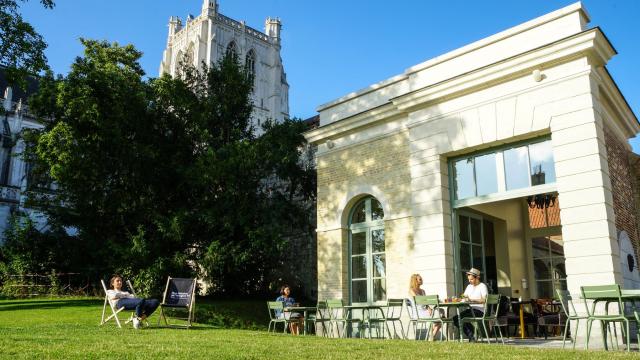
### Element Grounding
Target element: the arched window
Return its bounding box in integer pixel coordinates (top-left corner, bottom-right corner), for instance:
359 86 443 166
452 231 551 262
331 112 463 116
245 49 256 81
349 196 385 304
226 41 237 59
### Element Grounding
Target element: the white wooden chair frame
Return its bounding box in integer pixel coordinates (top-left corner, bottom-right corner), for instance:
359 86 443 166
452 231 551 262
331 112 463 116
100 279 137 328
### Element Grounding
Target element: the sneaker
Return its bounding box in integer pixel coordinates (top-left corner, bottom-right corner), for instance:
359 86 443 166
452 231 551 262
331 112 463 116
132 317 141 329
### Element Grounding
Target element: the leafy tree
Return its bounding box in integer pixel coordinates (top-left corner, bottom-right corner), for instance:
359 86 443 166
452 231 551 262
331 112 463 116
22 40 315 296
0 0 54 87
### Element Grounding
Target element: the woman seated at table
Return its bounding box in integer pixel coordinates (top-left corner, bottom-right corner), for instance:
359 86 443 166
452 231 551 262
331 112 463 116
409 273 442 340
276 284 304 335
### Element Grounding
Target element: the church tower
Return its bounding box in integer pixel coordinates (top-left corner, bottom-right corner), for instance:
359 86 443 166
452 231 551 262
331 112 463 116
159 0 290 129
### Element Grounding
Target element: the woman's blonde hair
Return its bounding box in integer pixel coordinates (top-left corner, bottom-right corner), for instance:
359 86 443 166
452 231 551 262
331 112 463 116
409 273 422 291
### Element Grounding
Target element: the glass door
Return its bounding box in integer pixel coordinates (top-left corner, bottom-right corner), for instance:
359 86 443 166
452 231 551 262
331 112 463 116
455 212 487 293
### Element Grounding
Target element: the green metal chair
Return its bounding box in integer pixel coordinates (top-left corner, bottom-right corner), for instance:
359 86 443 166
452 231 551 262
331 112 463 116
581 284 633 351
627 289 640 347
311 300 332 337
460 294 504 344
365 298 405 339
326 299 362 338
413 295 450 341
267 301 293 333
556 289 588 349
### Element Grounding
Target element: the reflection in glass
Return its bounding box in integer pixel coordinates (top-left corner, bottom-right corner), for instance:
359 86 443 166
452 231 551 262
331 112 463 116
474 153 498 196
351 256 367 278
534 259 551 280
351 201 366 224
351 232 366 255
371 199 384 220
372 254 386 277
352 280 367 303
372 229 385 253
536 280 553 299
472 244 483 268
373 279 386 302
529 141 555 185
504 146 530 190
454 158 475 200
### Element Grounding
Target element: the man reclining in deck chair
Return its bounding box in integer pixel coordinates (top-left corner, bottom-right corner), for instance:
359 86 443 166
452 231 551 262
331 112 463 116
106 274 160 329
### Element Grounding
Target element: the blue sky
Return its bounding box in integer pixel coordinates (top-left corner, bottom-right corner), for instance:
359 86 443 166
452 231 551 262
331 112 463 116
20 0 640 151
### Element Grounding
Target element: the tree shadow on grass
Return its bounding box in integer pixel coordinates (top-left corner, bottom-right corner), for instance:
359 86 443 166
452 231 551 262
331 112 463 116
0 299 101 312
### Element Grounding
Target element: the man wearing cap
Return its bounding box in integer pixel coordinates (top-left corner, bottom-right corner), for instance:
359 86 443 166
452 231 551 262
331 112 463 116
452 267 488 342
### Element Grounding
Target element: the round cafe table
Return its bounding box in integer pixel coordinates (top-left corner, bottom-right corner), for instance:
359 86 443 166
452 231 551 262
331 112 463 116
438 300 470 342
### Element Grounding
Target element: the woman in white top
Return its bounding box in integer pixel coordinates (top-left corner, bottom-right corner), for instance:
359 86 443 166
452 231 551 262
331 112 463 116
106 274 160 329
452 268 488 342
409 273 442 340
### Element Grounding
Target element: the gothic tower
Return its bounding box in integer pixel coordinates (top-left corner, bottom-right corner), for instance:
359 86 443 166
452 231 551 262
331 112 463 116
159 0 289 129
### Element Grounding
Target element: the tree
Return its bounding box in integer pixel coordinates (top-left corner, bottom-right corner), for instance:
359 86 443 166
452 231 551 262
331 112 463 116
0 0 54 87
23 40 315 296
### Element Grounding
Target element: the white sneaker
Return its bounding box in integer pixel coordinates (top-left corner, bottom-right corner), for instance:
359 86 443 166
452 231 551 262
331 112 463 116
132 317 141 329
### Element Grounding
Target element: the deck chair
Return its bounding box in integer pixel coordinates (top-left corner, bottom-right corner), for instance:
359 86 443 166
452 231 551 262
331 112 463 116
157 277 197 328
100 279 137 328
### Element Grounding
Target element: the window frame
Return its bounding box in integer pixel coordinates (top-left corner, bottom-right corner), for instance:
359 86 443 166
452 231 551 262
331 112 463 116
348 196 386 305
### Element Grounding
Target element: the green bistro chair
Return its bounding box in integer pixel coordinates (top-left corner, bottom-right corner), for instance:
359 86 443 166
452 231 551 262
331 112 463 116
365 298 405 339
460 294 504 344
326 299 362 338
267 301 293 334
627 289 640 347
312 300 333 337
413 295 450 341
556 289 588 349
581 284 633 351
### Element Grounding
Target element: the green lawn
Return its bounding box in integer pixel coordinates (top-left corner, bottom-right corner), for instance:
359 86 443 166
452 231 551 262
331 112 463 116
0 298 636 359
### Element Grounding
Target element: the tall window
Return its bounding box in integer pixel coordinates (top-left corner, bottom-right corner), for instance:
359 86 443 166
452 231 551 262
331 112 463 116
532 235 566 298
226 41 237 58
349 196 386 304
452 138 555 201
245 49 256 82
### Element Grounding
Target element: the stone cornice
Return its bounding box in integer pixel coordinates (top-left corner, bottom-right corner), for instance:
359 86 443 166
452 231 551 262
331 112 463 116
392 29 613 112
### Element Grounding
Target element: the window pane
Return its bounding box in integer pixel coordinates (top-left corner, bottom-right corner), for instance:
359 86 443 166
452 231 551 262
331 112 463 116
460 242 471 273
536 280 554 299
351 232 366 255
472 245 483 268
459 216 470 243
529 141 555 186
504 146 530 190
352 280 367 303
532 237 549 258
454 158 475 200
351 201 366 224
470 218 482 245
549 235 564 257
474 153 498 196
372 229 385 253
351 255 367 279
533 259 552 280
372 254 386 277
551 258 566 280
371 199 384 220
373 279 386 302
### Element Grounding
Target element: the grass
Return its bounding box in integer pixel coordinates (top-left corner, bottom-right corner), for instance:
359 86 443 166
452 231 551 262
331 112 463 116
0 298 638 359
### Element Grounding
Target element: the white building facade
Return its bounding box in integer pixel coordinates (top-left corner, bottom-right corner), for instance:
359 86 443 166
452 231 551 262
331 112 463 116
306 3 640 345
159 0 289 129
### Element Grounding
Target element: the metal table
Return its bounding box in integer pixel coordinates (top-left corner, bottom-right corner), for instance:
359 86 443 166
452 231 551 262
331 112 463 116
344 304 385 338
438 301 471 342
284 306 317 335
582 290 640 350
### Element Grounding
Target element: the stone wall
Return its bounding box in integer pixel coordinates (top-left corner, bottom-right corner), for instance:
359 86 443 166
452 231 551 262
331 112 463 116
315 131 412 300
603 126 640 260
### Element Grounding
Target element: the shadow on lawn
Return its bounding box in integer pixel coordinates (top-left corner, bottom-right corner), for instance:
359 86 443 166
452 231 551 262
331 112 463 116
0 299 101 312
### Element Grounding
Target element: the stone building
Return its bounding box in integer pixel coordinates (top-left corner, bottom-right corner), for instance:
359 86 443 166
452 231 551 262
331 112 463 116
305 1 640 335
159 0 289 130
0 70 46 238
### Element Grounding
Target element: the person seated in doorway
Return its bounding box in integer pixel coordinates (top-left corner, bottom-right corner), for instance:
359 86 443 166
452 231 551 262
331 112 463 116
106 274 160 329
409 273 442 340
452 268 488 342
275 284 304 335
